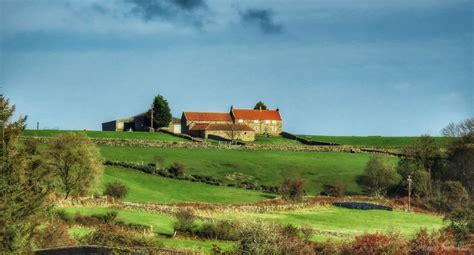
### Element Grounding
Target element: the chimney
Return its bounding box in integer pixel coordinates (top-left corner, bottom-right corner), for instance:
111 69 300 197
259 105 262 111
276 108 279 112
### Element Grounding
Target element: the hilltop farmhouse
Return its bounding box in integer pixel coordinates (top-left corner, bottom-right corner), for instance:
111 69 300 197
181 107 282 141
102 106 282 142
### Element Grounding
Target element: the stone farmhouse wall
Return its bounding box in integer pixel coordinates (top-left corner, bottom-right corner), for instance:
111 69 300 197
236 119 282 135
205 129 255 142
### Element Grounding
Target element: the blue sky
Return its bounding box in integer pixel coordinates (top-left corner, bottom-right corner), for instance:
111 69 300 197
1 0 472 135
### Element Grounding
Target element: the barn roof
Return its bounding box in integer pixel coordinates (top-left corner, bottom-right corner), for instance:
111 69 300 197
231 108 282 121
183 112 232 122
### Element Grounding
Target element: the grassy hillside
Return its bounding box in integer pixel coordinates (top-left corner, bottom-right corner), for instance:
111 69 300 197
217 206 443 238
298 135 451 147
22 130 188 142
100 166 273 204
249 135 302 145
99 146 397 195
63 205 443 241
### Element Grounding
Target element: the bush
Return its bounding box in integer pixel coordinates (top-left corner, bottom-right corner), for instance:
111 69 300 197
322 181 346 197
54 209 74 225
173 208 196 233
333 202 393 211
82 225 163 253
444 203 474 245
409 228 455 254
34 219 77 249
279 177 305 201
351 233 408 255
168 162 185 177
196 220 240 241
104 181 128 199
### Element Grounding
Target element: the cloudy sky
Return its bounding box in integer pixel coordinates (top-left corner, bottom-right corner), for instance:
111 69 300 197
1 0 472 135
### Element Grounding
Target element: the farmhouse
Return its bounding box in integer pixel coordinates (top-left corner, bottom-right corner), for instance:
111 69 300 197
181 106 282 141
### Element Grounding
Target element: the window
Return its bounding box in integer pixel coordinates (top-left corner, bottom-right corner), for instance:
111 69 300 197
271 120 277 124
238 119 243 123
255 126 259 131
254 120 259 123
272 126 276 132
265 120 270 124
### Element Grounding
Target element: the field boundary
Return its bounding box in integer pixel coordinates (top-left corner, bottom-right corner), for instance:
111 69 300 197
281 132 340 146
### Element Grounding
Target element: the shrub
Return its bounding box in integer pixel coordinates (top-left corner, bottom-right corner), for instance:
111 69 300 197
444 203 474 245
168 162 185 177
34 219 77 249
279 177 305 201
351 232 408 255
54 209 74 225
409 228 455 254
196 220 240 241
82 225 163 253
322 181 346 197
104 181 128 199
173 208 196 233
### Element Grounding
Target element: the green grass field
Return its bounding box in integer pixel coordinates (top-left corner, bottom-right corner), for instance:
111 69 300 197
63 205 443 242
216 206 444 239
22 129 188 142
298 135 451 148
249 135 302 145
101 166 273 204
100 146 395 195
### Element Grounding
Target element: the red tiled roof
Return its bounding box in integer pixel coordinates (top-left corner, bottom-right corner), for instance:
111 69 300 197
206 124 254 132
189 124 209 131
232 108 282 121
183 112 232 122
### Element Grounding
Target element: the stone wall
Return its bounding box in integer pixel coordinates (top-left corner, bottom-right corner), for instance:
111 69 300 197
237 119 282 135
205 130 255 142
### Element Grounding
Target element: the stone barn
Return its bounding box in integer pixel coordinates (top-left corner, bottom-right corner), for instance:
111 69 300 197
101 113 148 131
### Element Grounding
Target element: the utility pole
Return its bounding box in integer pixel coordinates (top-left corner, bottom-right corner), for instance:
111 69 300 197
407 175 412 212
37 122 39 131
150 104 154 132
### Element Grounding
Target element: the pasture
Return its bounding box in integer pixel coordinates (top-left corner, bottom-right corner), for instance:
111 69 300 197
99 146 396 195
100 166 273 204
62 205 444 242
22 129 188 142
298 135 451 148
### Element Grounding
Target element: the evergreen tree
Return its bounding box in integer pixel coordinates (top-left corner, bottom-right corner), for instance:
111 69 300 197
146 95 172 129
0 95 54 253
253 101 268 110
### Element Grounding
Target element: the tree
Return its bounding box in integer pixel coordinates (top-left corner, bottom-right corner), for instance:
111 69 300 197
0 95 54 253
279 177 305 201
104 181 128 199
360 155 401 197
47 133 102 199
146 95 172 129
411 170 431 198
253 101 268 110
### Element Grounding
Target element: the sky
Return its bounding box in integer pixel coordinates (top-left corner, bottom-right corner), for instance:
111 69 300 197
1 0 472 136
